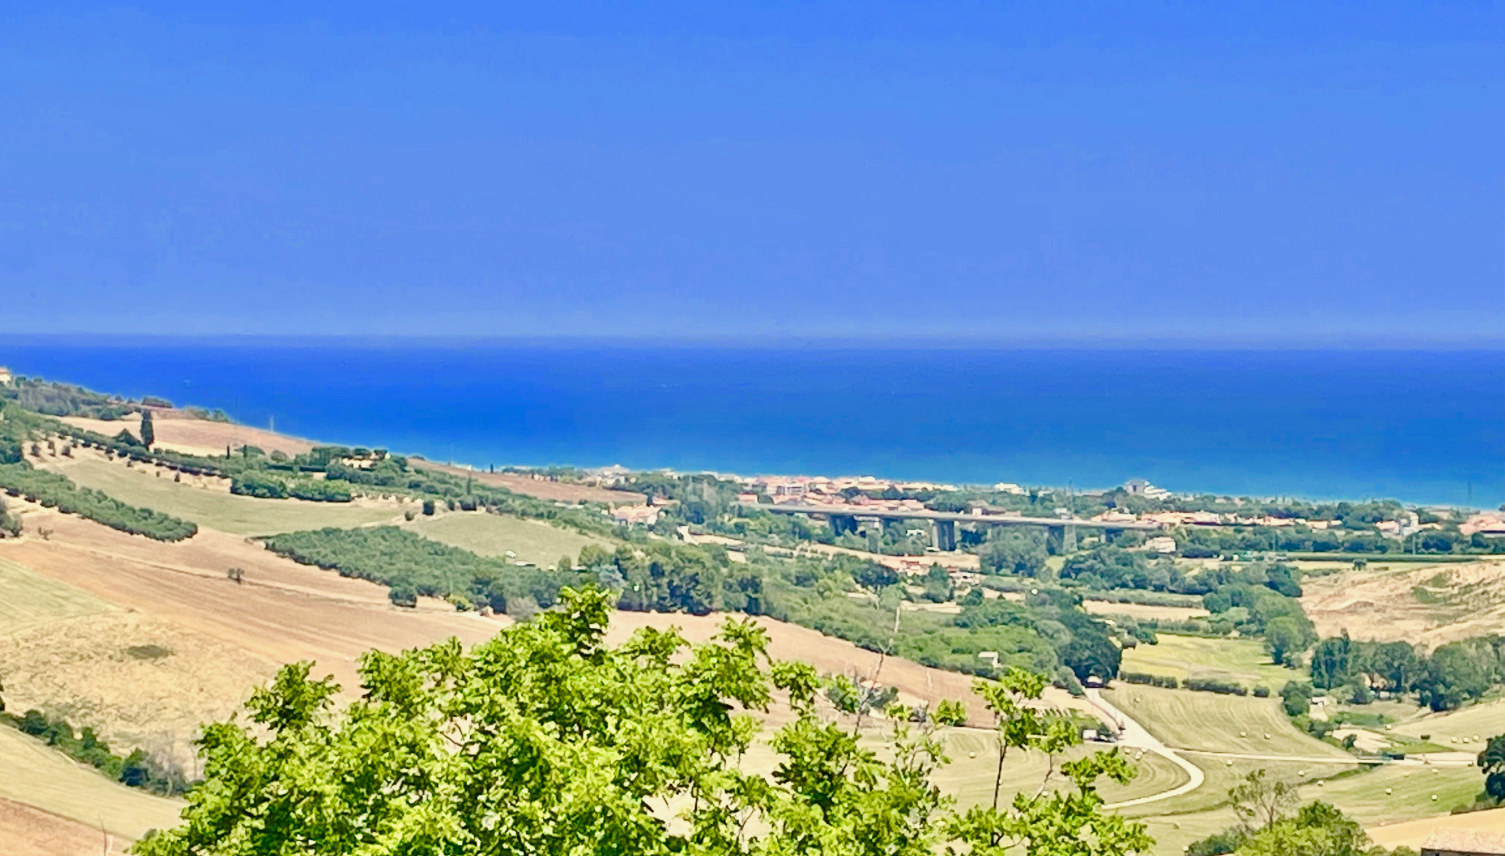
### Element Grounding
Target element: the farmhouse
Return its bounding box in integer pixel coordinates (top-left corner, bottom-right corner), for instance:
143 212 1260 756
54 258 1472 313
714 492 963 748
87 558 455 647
1423 830 1505 856
612 504 661 527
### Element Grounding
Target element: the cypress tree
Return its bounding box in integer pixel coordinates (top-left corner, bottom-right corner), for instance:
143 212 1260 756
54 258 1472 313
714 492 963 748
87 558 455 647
140 410 155 448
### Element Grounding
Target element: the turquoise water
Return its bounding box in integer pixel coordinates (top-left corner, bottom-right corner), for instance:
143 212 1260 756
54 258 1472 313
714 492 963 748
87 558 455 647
3 339 1502 506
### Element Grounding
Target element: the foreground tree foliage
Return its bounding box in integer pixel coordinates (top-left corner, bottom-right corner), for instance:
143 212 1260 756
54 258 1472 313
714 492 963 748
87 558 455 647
135 587 1150 856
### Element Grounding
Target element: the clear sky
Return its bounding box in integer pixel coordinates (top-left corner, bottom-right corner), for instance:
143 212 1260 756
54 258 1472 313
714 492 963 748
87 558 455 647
2 2 1501 343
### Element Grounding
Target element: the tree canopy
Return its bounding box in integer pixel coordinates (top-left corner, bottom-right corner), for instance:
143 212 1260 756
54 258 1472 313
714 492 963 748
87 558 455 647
135 587 1151 856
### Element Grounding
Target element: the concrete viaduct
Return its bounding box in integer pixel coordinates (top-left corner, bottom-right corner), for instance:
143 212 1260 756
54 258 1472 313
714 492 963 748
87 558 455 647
748 502 1161 551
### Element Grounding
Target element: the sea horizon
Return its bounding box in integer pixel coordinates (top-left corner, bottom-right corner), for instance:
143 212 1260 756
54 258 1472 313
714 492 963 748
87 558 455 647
3 337 1502 508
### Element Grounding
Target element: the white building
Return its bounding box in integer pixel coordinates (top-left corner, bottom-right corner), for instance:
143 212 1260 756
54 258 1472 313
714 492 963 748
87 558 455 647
1144 536 1178 554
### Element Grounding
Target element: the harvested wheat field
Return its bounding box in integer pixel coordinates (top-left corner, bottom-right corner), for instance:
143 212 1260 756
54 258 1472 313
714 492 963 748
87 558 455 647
1082 600 1210 622
1302 559 1505 645
0 611 275 757
62 412 319 458
606 610 1090 726
0 510 502 695
1368 806 1505 850
0 797 138 856
0 727 184 843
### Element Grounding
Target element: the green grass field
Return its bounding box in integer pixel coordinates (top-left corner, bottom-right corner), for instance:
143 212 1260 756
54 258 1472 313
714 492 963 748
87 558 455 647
1103 685 1350 759
1119 633 1305 692
401 511 615 568
1296 764 1483 824
1392 698 1505 746
0 556 114 634
0 725 184 841
49 458 402 536
1137 756 1337 822
930 729 1190 809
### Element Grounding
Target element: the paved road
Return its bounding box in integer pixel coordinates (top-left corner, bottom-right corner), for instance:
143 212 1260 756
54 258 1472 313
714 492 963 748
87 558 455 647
1085 688 1206 809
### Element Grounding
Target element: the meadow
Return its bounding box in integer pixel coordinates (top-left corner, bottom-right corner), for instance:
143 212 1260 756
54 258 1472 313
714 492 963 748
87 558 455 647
1101 684 1350 759
1117 633 1305 692
1391 698 1505 745
1295 763 1483 824
400 510 616 567
43 456 402 536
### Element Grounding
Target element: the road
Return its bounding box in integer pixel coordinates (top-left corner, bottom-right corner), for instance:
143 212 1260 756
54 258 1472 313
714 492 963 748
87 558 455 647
1085 688 1206 809
1083 689 1480 810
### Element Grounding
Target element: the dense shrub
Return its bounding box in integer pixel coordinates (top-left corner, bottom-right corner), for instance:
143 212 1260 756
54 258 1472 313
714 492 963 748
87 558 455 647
1121 672 1180 689
288 480 354 503
1183 677 1248 696
264 526 580 614
230 471 289 499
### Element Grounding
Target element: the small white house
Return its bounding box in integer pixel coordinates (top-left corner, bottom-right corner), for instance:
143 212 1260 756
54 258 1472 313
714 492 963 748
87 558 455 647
1144 536 1177 554
0 366 12 385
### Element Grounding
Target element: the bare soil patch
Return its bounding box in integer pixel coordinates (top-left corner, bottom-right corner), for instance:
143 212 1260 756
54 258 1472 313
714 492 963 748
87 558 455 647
1301 559 1505 646
62 413 318 458
0 797 135 856
1367 806 1505 850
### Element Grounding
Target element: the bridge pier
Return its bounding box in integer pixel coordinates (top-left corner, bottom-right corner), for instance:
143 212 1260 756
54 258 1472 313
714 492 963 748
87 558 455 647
931 519 957 551
829 514 858 536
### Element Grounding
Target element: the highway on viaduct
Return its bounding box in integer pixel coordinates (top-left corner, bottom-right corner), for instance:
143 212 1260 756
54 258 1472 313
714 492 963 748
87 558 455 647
747 502 1162 531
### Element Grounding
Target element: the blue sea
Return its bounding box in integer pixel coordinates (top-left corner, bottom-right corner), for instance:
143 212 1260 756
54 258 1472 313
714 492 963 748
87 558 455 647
2 339 1502 507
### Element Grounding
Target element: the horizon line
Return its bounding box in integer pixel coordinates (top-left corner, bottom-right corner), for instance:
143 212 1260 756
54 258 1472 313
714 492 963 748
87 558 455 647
7 331 1505 351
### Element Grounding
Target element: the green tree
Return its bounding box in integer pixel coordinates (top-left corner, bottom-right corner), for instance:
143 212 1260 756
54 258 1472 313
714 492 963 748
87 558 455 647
140 410 155 448
387 579 418 608
1265 617 1310 667
1230 769 1299 831
1234 801 1399 856
981 529 1049 576
1280 681 1313 718
922 563 954 603
1479 733 1505 803
134 587 1152 856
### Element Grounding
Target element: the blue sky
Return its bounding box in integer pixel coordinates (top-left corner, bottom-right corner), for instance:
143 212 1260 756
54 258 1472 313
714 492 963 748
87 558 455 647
2 2 1501 343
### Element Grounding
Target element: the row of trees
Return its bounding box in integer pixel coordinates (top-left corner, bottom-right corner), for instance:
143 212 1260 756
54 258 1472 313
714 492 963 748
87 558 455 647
1309 632 1505 711
4 707 184 794
0 462 198 541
